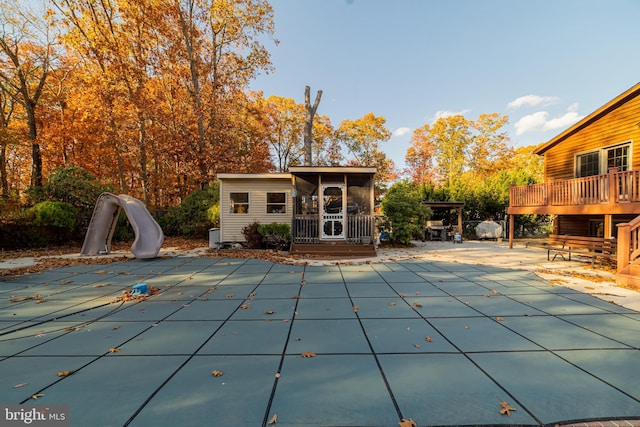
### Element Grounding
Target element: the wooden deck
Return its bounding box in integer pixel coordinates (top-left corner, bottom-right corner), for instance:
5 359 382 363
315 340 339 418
508 168 640 215
289 242 377 258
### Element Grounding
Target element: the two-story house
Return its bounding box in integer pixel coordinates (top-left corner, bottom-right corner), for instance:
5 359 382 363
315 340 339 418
507 82 640 284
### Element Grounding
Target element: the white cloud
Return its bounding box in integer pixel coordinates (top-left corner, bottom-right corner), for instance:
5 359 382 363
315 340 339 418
431 109 471 122
514 111 549 135
543 111 584 131
392 127 411 137
513 104 585 136
508 95 560 109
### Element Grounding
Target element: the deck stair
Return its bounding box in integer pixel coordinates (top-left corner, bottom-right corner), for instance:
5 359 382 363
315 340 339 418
615 261 640 289
289 242 376 258
615 214 640 289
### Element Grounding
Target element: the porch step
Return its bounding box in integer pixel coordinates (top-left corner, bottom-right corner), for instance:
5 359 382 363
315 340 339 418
289 243 377 258
615 262 640 289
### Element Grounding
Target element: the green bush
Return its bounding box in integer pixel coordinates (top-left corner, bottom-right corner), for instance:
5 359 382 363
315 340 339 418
27 165 113 228
26 201 77 229
258 222 291 250
381 180 430 245
159 184 219 237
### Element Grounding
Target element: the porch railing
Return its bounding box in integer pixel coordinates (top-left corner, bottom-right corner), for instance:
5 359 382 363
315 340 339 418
510 168 640 208
292 214 375 244
616 215 640 272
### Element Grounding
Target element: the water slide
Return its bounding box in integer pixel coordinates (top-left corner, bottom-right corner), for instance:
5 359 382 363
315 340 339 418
81 193 164 259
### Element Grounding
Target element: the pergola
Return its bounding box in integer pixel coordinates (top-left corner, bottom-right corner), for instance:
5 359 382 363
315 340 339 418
422 201 465 232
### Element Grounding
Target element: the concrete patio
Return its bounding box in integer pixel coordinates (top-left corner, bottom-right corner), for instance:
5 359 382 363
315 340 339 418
1 242 640 426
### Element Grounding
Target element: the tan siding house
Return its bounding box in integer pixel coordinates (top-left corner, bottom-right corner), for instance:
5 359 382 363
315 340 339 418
218 173 293 243
218 167 377 257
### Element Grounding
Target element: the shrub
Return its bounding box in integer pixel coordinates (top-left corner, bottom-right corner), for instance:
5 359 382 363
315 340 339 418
26 201 77 229
159 184 219 237
258 222 291 250
381 180 430 244
242 221 263 248
27 165 113 228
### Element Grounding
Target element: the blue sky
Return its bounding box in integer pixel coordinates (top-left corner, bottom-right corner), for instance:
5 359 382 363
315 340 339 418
250 0 640 172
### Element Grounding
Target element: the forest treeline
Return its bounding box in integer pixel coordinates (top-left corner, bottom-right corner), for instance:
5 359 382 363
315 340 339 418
1 0 543 222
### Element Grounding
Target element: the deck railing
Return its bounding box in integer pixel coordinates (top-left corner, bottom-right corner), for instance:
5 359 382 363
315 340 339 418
292 214 374 244
510 168 640 208
616 215 640 272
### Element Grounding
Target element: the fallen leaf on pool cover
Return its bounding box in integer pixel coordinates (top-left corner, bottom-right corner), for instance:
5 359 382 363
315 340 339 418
13 383 28 389
413 302 423 308
225 294 235 298
398 418 417 427
496 316 504 321
240 305 250 310
211 370 224 377
389 302 396 306
109 348 120 353
300 352 316 358
9 294 41 303
425 336 433 342
352 306 359 312
57 370 75 377
498 401 517 415
264 310 275 315
268 413 278 424
31 393 44 400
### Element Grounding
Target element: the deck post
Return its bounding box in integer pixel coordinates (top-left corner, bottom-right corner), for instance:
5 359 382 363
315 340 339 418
617 222 630 272
608 167 618 205
508 214 514 248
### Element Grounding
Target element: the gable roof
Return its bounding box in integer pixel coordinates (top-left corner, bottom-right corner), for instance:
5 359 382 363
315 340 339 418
534 82 640 155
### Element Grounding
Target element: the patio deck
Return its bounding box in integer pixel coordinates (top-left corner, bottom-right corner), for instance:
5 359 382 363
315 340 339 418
1 250 640 426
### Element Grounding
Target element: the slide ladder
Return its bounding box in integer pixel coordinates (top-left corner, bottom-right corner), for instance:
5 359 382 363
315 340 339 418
81 193 164 259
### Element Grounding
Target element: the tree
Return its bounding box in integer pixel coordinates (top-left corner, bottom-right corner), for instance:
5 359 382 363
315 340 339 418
405 124 437 185
303 85 322 165
381 180 430 244
170 0 276 185
468 113 512 179
264 95 305 171
336 112 394 185
0 0 57 188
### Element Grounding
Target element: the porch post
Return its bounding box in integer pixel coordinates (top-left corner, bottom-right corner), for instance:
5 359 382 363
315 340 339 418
617 222 630 272
607 167 618 205
457 207 462 234
603 214 612 239
509 214 514 249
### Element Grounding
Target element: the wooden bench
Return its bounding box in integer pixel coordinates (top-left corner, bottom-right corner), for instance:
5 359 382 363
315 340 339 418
528 235 616 266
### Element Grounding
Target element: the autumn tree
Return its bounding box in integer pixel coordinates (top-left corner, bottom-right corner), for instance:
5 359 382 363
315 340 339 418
468 113 512 179
170 0 276 185
311 114 340 166
405 114 513 192
405 124 437 185
336 112 395 184
0 0 57 189
264 95 305 171
0 88 20 200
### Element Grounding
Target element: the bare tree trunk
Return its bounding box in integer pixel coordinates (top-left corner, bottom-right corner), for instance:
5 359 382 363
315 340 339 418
25 101 42 188
0 141 8 200
303 85 322 166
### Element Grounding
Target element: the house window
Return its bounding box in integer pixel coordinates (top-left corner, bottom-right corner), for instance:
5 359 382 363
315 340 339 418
575 142 631 177
607 144 629 171
576 152 599 177
230 192 249 213
267 192 286 214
